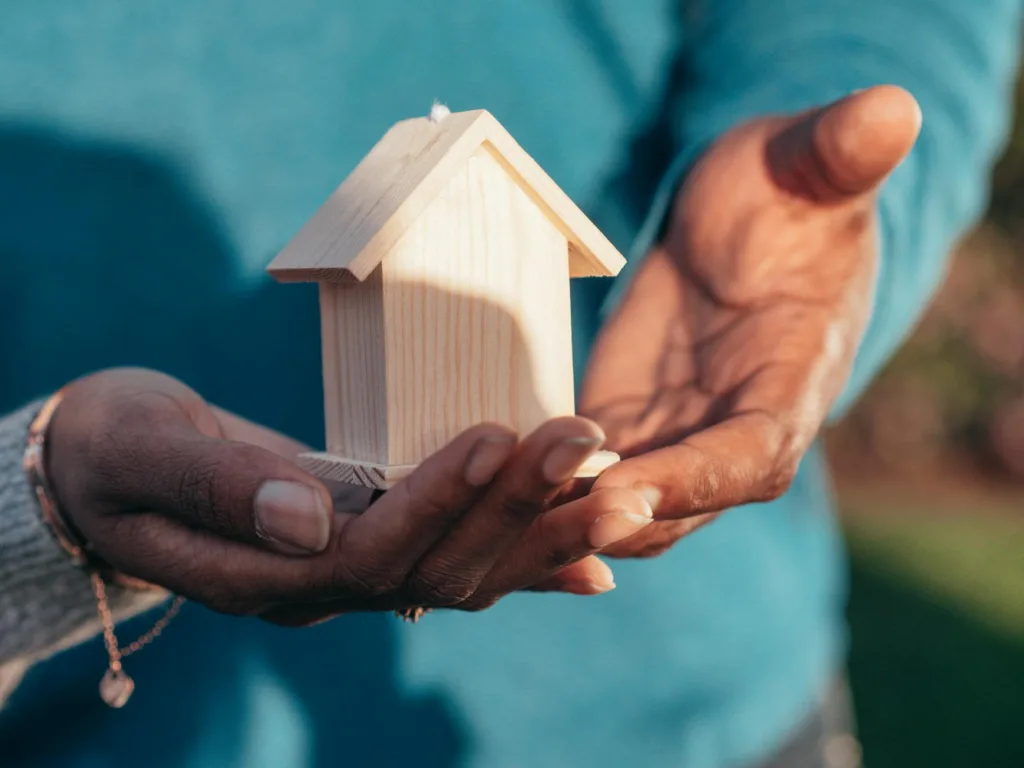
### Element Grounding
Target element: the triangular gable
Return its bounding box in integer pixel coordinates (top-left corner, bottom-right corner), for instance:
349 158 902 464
267 109 625 283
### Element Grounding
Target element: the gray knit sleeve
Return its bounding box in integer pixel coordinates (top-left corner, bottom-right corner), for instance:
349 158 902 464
0 400 167 677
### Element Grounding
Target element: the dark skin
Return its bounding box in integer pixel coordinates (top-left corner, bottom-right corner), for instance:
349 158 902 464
46 369 653 625
568 85 922 560
46 86 920 610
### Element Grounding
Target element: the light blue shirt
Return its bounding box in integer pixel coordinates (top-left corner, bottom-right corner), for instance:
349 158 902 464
0 2 1019 766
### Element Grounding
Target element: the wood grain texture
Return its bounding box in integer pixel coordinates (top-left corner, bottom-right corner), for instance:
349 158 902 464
267 110 625 283
380 145 576 465
297 452 412 489
269 111 486 284
297 450 619 490
474 127 624 279
320 275 388 463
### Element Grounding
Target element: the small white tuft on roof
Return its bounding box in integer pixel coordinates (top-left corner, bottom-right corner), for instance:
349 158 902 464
428 100 451 124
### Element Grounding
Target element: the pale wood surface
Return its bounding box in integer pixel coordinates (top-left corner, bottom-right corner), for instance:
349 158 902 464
267 110 625 283
380 145 575 465
269 110 485 284
298 452 411 490
320 275 389 464
298 450 620 490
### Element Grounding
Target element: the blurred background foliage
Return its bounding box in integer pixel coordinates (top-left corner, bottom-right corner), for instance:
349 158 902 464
828 69 1024 767
830 72 1024 481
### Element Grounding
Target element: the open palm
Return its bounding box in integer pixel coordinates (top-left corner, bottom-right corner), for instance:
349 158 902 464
578 86 921 557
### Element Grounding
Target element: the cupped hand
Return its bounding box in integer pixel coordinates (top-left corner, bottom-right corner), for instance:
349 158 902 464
46 368 653 624
576 85 921 558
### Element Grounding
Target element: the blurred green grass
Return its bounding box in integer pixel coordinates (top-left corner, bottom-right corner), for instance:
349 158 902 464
842 508 1024 767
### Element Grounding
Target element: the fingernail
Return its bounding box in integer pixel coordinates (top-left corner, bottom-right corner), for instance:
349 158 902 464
465 434 517 486
542 436 604 484
588 508 654 549
635 485 663 515
255 481 331 554
561 577 616 595
589 557 617 593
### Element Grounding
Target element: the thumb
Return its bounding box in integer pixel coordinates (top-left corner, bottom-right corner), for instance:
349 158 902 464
109 421 333 556
769 84 922 202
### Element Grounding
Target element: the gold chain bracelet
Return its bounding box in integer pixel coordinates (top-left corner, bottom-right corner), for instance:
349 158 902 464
23 389 185 708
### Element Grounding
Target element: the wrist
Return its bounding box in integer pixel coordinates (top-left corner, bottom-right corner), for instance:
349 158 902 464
25 387 156 592
23 389 90 566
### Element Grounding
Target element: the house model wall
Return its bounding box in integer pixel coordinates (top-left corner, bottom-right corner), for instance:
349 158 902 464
268 108 625 488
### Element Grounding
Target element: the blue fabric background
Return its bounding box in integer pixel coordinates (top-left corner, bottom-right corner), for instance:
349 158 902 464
0 2 1019 766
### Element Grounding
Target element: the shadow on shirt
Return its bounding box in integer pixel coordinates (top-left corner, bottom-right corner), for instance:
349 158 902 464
0 124 467 768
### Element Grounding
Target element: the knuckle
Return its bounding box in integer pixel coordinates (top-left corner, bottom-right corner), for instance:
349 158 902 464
176 454 229 526
402 463 467 519
409 486 454 522
758 461 797 501
531 515 577 570
329 555 401 599
406 567 477 607
495 493 542 525
748 418 800 503
542 545 578 570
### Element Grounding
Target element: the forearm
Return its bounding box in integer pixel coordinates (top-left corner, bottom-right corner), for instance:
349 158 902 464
0 400 163 699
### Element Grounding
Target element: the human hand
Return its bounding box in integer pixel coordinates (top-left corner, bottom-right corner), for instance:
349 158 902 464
46 368 653 623
577 85 921 558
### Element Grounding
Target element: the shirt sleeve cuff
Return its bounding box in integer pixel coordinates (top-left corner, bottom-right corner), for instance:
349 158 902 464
0 399 167 669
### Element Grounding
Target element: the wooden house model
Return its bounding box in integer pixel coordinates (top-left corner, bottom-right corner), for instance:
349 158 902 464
268 107 625 488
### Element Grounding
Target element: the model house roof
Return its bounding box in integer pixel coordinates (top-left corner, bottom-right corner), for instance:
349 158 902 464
267 109 626 283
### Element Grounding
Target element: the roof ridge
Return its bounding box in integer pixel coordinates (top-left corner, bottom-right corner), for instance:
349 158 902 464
267 109 624 284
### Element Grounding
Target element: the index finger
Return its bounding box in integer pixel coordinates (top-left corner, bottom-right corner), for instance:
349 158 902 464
328 423 517 596
400 416 605 606
101 423 518 610
593 411 794 519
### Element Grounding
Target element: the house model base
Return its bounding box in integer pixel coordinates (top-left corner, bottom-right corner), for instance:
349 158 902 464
296 450 621 490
